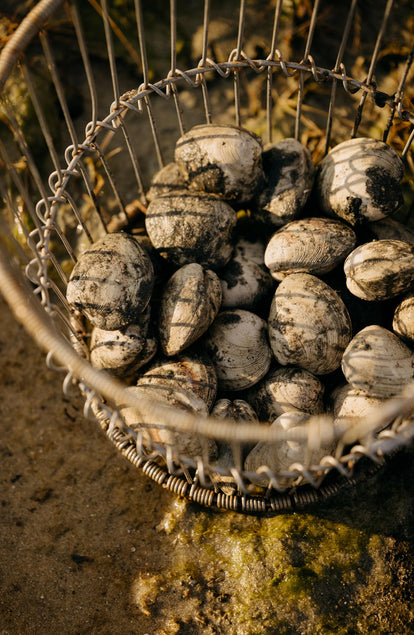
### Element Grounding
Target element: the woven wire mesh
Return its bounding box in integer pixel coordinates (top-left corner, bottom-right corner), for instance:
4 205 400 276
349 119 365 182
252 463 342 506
1 0 414 513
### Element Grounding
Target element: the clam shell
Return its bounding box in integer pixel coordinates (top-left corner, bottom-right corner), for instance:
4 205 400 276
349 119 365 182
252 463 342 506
343 239 414 301
158 263 222 356
367 217 414 244
268 273 352 375
146 161 186 202
317 137 404 225
393 290 414 344
233 235 266 265
174 124 264 205
244 411 334 488
210 398 258 494
248 366 325 422
203 309 272 391
264 217 356 281
118 385 217 459
145 191 237 269
341 325 414 398
255 138 315 227
219 254 274 311
330 383 392 441
66 232 154 330
90 321 157 378
136 351 218 410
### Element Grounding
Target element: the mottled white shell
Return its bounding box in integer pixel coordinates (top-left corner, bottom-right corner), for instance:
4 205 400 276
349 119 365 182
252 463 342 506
145 191 237 269
268 273 352 375
317 137 404 225
330 383 392 441
256 138 315 227
264 217 356 281
393 290 414 344
341 325 414 398
244 411 334 488
344 239 414 301
174 124 264 205
219 254 274 310
66 232 154 330
248 366 325 422
146 162 186 202
203 309 272 391
158 263 222 356
136 351 217 410
90 309 157 378
118 385 217 459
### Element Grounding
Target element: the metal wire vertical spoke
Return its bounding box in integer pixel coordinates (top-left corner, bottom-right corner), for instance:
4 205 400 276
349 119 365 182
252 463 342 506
39 31 79 156
116 116 147 205
351 0 394 138
383 44 414 144
101 0 120 110
266 0 284 144
324 0 358 153
69 0 99 137
295 0 321 141
233 0 246 128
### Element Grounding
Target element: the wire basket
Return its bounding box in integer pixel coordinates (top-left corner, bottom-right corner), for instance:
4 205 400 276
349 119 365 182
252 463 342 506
1 0 414 514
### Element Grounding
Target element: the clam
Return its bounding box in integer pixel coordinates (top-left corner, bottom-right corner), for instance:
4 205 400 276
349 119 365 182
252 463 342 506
219 254 274 311
343 239 414 301
264 217 356 281
317 137 404 225
268 273 352 375
393 290 414 344
330 383 392 442
158 263 222 356
90 311 157 378
233 234 266 266
210 398 258 494
244 411 334 489
255 138 315 227
118 384 217 459
174 124 264 205
367 217 414 244
66 232 154 330
248 366 325 422
145 190 237 269
203 309 272 391
146 161 186 202
136 350 217 410
341 325 414 398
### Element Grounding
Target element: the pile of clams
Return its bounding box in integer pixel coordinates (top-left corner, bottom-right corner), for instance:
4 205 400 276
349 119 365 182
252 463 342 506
66 123 414 493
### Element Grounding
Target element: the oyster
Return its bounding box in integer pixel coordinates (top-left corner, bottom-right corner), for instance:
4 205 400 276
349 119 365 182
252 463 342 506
367 217 414 244
66 232 154 330
268 273 352 375
341 325 414 398
203 309 272 391
264 217 356 281
255 138 315 227
145 190 237 269
158 263 222 356
174 123 264 205
343 239 414 301
317 137 404 225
